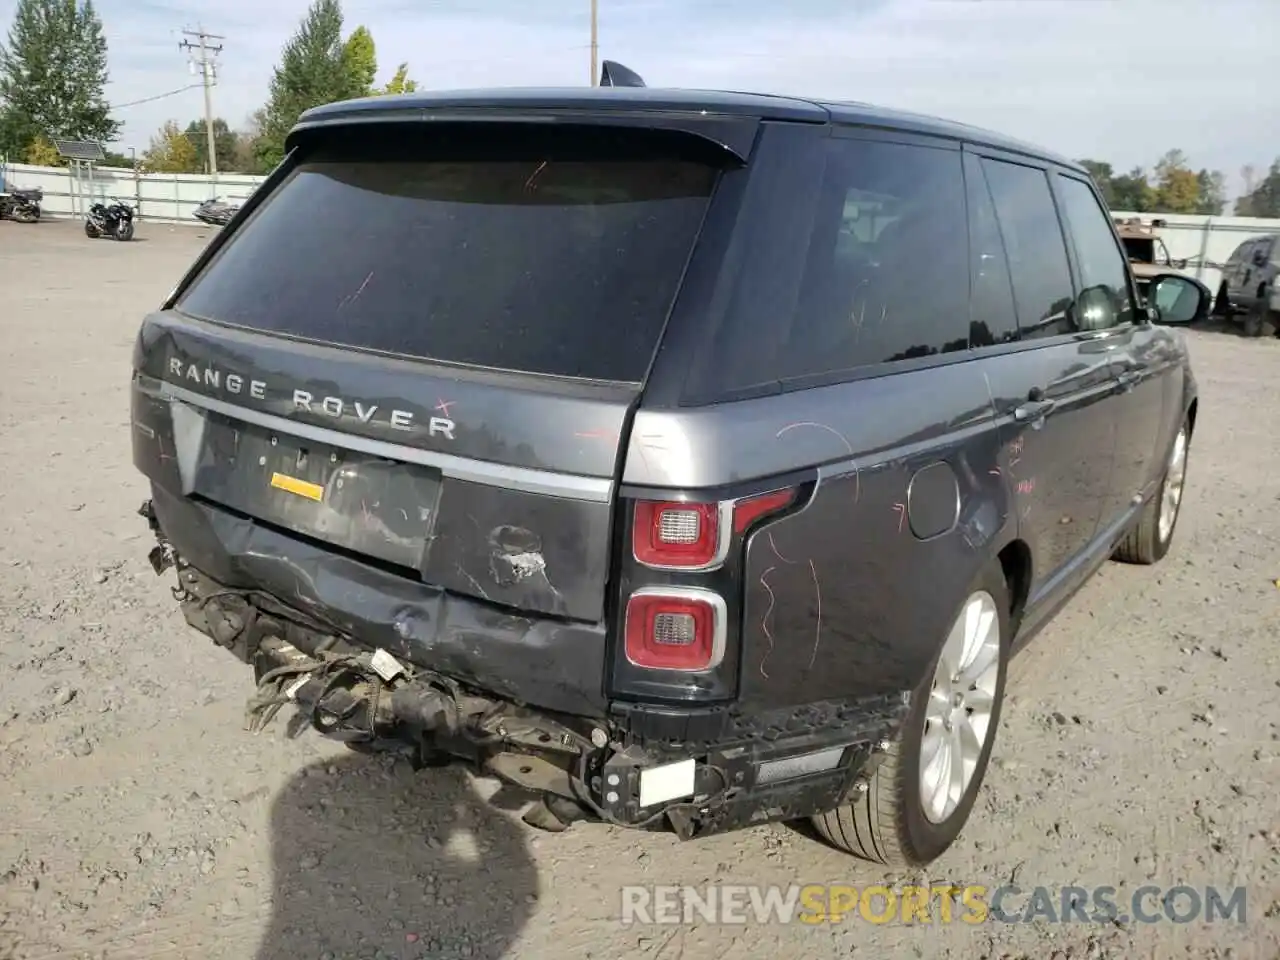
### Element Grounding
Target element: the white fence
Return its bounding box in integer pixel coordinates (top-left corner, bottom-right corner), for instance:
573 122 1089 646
0 161 267 226
1111 210 1280 296
3 162 1279 292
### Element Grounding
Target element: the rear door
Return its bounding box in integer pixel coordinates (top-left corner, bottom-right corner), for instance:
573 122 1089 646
967 149 1117 597
135 121 731 623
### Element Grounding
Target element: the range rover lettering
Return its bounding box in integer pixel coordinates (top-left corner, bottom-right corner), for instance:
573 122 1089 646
131 65 1205 866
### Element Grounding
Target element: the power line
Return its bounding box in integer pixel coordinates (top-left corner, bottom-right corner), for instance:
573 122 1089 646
110 84 202 110
179 24 224 188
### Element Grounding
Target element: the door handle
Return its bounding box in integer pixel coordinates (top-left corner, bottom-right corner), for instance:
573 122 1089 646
1013 398 1056 422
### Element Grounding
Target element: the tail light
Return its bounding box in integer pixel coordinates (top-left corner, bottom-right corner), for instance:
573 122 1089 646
631 489 796 571
624 587 726 672
632 501 729 570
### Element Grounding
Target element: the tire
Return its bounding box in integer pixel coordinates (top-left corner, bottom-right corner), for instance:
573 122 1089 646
1239 304 1269 343
812 561 1010 868
1113 418 1190 565
114 218 135 241
84 220 101 239
1212 283 1230 318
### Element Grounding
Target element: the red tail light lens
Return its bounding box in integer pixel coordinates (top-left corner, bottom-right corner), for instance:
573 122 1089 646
632 500 723 569
732 489 796 534
624 588 726 672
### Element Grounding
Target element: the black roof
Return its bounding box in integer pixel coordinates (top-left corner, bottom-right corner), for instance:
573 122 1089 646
293 86 1082 172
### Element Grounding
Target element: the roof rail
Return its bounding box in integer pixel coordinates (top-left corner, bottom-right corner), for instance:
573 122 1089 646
599 60 646 88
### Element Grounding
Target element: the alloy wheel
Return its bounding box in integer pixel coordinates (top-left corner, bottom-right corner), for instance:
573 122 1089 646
919 590 1001 824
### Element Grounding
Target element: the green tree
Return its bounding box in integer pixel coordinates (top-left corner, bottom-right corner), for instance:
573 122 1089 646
380 62 417 95
1110 167 1155 213
140 119 200 173
1193 169 1226 216
1234 159 1280 218
0 0 119 159
183 118 240 174
1151 149 1201 213
23 132 62 165
255 0 356 171
341 24 376 98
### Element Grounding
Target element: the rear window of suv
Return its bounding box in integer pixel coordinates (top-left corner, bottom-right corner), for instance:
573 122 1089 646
176 145 716 383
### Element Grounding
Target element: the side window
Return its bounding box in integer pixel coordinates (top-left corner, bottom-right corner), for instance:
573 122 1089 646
963 152 1019 347
980 158 1076 340
776 137 971 377
1229 240 1253 269
695 132 972 396
1054 175 1134 330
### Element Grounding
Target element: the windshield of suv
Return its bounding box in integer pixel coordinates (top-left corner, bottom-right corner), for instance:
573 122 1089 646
176 152 716 382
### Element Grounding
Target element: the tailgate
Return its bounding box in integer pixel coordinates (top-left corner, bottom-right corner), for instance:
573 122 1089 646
134 314 633 622
132 126 725 624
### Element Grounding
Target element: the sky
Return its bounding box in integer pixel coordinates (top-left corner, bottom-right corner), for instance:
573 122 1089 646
3 0 1277 197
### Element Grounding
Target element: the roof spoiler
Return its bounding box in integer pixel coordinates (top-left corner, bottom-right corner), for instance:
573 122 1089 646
599 60 646 88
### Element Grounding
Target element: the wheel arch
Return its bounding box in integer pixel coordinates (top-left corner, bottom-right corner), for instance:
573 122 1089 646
995 538 1032 632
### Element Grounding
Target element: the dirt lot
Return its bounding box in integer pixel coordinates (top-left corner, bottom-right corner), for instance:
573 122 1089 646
0 219 1277 960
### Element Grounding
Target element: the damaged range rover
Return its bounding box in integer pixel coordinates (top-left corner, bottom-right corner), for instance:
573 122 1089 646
131 67 1204 867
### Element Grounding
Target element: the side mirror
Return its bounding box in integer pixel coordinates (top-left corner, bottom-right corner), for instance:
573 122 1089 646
1149 273 1210 325
1252 250 1268 266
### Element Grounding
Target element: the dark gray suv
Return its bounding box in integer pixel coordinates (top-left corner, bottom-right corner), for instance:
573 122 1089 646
130 72 1206 868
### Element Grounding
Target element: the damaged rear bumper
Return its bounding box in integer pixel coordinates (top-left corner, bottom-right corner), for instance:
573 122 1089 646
140 495 909 840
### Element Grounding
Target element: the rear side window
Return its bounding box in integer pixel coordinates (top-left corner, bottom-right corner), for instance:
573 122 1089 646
979 158 1076 340
963 152 1019 347
692 132 970 395
177 150 716 383
1054 175 1134 330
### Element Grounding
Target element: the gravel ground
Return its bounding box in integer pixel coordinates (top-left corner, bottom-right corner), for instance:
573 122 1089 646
1 220 1277 960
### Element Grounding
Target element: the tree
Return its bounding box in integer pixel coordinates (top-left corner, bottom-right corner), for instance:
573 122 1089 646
255 0 356 171
183 118 239 174
0 0 119 160
341 24 376 98
1152 150 1201 213
380 62 417 95
233 109 269 174
1110 167 1155 213
140 120 199 173
23 133 62 165
1234 159 1280 218
1193 169 1226 216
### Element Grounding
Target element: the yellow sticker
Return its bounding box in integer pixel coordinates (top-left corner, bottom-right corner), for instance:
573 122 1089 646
269 472 324 502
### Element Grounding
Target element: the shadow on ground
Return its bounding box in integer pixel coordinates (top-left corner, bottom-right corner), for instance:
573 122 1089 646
256 755 537 960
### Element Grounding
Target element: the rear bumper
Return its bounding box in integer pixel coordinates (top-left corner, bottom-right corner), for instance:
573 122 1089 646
145 484 611 718
140 492 910 839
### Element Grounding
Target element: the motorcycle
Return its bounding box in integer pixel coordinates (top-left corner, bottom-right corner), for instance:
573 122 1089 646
0 186 42 223
192 196 239 227
85 198 135 241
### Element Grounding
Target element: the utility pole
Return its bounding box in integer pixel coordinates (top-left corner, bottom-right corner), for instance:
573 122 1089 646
179 25 224 190
590 0 598 85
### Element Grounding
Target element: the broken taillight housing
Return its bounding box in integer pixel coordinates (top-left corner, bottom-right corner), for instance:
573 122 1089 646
624 587 726 672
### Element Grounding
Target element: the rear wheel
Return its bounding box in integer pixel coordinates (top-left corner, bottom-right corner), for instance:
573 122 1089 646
1212 283 1230 318
1113 418 1189 565
812 561 1010 867
84 220 101 239
1242 298 1276 338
